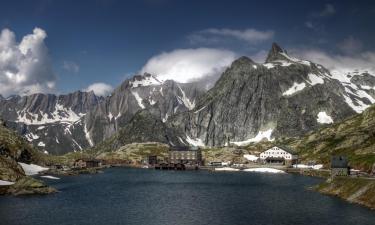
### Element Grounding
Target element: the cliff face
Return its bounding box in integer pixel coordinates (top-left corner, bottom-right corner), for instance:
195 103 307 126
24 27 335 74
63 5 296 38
0 91 102 154
83 74 205 148
169 43 374 147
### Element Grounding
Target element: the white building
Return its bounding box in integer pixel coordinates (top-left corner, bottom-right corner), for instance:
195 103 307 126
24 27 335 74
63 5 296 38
260 146 298 165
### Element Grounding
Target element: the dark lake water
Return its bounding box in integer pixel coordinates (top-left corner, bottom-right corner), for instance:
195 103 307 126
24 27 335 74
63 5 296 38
1 167 375 225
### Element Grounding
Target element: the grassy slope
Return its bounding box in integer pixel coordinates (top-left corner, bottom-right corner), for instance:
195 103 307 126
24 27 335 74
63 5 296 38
241 105 375 172
315 177 375 209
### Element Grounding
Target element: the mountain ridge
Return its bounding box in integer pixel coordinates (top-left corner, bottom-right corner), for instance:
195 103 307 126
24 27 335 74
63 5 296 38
0 43 374 154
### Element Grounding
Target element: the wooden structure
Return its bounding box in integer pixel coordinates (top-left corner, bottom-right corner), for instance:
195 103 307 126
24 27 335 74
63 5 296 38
74 159 102 169
331 156 349 177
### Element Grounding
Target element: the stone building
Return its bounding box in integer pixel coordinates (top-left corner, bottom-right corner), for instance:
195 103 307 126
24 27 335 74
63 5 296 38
169 146 202 165
259 146 298 165
331 156 349 176
74 159 102 168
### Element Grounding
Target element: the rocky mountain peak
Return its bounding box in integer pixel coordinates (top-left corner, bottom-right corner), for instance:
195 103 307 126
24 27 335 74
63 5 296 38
231 56 256 67
128 73 163 88
265 42 289 63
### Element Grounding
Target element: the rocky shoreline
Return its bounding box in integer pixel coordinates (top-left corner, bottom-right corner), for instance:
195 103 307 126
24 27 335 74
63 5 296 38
0 176 57 196
314 177 375 210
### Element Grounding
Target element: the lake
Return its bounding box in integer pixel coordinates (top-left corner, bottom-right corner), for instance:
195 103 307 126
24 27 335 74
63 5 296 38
1 167 375 225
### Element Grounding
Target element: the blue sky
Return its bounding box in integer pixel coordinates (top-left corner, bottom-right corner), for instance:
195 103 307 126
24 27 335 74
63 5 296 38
0 0 374 96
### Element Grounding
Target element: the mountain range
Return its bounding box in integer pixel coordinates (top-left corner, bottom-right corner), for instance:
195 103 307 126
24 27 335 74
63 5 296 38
0 43 374 155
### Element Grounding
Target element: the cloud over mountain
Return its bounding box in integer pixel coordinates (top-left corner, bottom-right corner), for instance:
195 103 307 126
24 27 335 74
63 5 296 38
140 48 236 84
0 27 56 97
84 82 113 96
292 48 375 75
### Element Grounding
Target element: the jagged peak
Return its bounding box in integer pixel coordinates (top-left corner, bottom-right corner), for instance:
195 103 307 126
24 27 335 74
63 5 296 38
127 72 163 88
265 42 289 63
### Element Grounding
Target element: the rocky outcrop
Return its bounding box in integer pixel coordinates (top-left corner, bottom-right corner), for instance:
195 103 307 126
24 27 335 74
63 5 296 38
0 123 56 195
0 177 56 195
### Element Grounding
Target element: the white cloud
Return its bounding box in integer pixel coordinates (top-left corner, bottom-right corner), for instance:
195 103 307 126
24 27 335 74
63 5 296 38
63 60 80 73
0 27 56 97
189 28 274 44
140 48 237 84
84 82 113 96
291 48 375 75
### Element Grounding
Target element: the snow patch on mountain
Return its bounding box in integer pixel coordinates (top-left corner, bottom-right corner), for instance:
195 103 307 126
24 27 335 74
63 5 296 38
280 52 311 66
243 154 259 162
283 82 306 96
162 113 169 123
71 138 83 150
231 129 274 146
16 103 84 125
263 63 275 69
343 95 369 113
177 85 195 110
307 73 325 85
131 91 145 109
317 112 333 124
25 133 39 142
84 124 94 147
185 135 205 147
129 74 162 88
194 105 207 114
108 112 113 121
18 162 48 176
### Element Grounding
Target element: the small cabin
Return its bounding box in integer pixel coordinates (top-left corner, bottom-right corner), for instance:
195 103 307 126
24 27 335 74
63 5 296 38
74 159 102 169
331 156 349 177
74 159 86 168
259 146 298 165
147 155 160 165
85 159 102 168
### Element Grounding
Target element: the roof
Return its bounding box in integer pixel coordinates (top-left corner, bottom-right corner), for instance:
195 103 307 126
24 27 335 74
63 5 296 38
170 146 199 151
331 156 348 168
264 146 297 155
75 159 101 162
